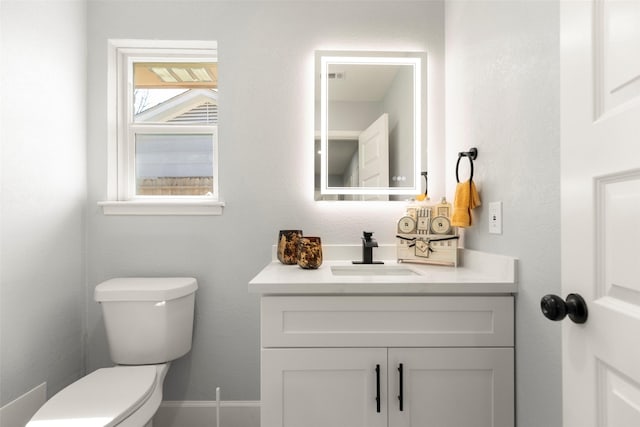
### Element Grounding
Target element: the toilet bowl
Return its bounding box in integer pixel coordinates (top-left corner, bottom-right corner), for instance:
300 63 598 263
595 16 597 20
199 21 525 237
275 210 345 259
27 364 168 427
27 277 197 427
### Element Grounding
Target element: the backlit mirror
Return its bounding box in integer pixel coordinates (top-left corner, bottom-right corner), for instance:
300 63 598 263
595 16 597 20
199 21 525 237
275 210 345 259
314 51 425 201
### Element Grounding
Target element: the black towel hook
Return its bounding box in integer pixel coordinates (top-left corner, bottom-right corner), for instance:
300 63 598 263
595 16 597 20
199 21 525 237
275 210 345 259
456 147 478 183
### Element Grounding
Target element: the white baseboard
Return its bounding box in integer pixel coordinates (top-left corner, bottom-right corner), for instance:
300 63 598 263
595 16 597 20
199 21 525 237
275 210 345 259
153 400 260 427
0 383 47 427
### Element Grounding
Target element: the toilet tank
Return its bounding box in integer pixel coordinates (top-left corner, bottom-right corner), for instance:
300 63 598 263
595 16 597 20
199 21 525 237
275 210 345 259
94 277 198 365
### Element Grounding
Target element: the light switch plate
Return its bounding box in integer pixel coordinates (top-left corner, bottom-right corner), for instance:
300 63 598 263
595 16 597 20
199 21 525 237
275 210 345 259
489 201 502 234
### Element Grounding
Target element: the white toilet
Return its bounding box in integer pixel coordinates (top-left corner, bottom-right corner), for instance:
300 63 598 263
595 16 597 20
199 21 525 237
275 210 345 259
27 277 198 427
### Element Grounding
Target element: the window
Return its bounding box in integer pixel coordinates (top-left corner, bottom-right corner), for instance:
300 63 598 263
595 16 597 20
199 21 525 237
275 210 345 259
101 40 223 215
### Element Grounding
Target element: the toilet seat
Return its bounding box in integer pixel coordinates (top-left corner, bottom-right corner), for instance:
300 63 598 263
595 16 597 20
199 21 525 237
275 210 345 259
27 365 158 426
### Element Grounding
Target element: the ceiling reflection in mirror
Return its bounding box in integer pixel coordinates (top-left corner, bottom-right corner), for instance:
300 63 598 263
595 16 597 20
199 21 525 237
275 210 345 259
315 51 425 201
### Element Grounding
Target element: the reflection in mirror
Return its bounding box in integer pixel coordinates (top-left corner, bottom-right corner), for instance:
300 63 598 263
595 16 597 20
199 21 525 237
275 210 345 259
314 51 425 201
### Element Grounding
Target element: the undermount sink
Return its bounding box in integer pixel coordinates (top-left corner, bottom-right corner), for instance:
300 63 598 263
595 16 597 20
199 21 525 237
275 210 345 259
331 265 421 276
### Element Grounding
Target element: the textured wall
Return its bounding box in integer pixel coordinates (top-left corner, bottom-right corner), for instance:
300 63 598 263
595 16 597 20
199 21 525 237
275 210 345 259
85 0 445 401
0 0 87 406
445 2 562 426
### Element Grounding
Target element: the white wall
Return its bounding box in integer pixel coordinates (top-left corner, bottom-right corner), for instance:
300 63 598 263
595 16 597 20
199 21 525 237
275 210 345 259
85 0 445 401
445 2 562 426
0 0 87 407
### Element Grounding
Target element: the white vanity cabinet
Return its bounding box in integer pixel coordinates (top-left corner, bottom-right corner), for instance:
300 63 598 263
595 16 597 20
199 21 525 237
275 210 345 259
262 347 388 427
259 295 515 427
387 347 513 427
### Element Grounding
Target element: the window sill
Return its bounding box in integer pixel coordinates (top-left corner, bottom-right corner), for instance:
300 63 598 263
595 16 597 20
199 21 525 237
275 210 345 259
98 199 225 216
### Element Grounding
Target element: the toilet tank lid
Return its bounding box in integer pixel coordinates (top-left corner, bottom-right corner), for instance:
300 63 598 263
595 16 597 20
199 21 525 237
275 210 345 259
94 277 198 302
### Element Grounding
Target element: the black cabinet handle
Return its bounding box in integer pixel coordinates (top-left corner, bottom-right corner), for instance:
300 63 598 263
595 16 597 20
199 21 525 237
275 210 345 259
375 364 381 413
398 363 404 411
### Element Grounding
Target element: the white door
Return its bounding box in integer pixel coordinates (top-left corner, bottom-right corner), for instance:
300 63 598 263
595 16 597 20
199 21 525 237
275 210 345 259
561 1 640 426
261 348 387 427
359 113 389 200
388 348 514 427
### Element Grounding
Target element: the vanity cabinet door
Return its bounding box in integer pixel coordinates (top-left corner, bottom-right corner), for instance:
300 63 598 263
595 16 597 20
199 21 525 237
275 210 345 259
388 348 514 427
261 348 388 427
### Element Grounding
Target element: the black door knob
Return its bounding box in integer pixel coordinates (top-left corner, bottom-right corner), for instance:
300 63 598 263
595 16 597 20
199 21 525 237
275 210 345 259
540 293 588 324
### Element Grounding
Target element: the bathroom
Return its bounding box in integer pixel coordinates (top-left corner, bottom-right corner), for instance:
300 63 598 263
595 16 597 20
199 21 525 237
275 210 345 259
2 0 565 426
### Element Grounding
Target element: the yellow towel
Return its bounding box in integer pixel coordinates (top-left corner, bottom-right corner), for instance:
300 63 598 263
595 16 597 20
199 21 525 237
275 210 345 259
451 180 481 227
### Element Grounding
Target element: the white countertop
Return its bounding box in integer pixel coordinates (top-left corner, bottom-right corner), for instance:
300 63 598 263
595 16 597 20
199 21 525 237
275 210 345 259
249 246 517 295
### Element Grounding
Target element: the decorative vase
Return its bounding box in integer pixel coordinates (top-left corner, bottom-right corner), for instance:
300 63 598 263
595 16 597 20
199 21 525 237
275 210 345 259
277 230 303 265
297 237 323 269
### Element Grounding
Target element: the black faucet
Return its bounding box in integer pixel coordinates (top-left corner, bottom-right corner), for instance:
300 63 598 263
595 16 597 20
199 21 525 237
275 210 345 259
353 231 384 265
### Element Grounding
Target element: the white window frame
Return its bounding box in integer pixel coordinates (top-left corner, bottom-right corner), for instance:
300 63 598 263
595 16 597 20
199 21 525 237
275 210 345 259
100 39 224 215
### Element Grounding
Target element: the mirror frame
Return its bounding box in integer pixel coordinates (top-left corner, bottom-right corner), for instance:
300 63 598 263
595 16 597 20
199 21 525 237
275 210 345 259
317 51 424 198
